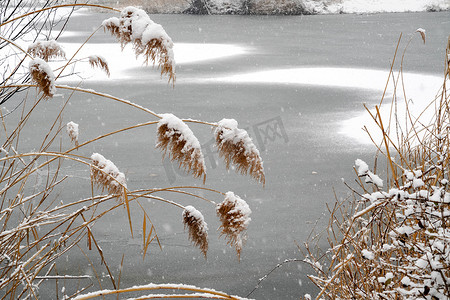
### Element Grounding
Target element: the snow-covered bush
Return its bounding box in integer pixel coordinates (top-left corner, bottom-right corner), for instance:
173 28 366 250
246 0 310 15
184 0 314 15
303 33 450 299
0 3 262 299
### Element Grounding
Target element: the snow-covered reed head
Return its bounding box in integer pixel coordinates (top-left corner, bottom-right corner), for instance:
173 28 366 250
66 121 79 146
157 114 206 182
182 205 208 257
415 28 426 44
27 40 65 62
215 119 265 185
88 55 110 77
90 153 127 201
102 6 175 83
29 58 56 98
216 192 251 258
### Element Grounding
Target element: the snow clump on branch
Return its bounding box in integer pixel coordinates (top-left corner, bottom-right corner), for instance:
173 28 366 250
355 158 383 188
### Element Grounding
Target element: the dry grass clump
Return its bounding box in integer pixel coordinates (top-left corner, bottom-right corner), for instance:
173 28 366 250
215 118 265 185
27 40 66 61
182 205 209 257
102 6 176 83
303 35 450 299
216 191 252 258
157 113 207 182
90 153 127 200
88 55 110 76
29 57 56 98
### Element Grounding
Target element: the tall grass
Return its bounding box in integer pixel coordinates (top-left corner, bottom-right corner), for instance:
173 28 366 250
303 33 450 299
0 3 262 299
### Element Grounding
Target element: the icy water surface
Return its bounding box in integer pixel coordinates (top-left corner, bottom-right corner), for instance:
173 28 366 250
6 10 450 299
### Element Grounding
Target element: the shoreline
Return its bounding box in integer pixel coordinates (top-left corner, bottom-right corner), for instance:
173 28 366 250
71 0 450 15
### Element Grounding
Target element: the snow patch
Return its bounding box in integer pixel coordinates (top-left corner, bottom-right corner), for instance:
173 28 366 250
55 43 246 82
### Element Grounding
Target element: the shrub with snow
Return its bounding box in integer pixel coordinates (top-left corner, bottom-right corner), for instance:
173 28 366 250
304 32 450 299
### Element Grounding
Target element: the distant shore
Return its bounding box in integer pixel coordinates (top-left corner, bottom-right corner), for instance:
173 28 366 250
79 0 450 15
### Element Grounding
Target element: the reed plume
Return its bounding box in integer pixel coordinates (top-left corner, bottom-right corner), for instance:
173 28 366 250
88 55 110 76
182 205 209 257
27 40 65 61
156 113 206 182
66 121 79 146
216 191 252 258
415 28 426 44
90 153 127 200
102 6 175 83
29 58 56 98
215 119 265 185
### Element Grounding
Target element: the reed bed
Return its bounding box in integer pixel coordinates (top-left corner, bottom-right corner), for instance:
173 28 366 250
0 3 263 299
303 34 450 299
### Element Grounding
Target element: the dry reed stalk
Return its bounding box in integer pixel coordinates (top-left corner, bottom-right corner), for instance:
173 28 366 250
102 6 176 83
88 55 110 76
214 119 265 185
156 113 206 182
447 37 450 79
216 191 251 258
0 164 120 299
29 58 56 98
182 205 209 257
27 40 66 62
73 283 250 300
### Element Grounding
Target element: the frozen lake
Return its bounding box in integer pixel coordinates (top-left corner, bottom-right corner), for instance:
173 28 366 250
5 9 450 299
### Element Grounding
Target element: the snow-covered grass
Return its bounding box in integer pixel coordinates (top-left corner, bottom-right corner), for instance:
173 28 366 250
0 3 264 299
302 33 450 299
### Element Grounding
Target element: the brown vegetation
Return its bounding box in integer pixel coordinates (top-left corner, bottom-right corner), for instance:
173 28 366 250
303 33 450 299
